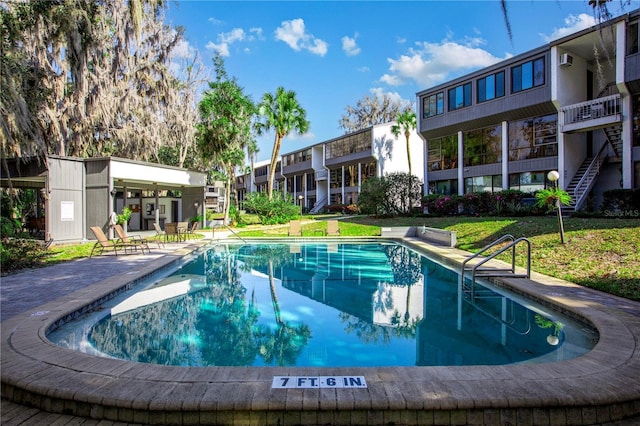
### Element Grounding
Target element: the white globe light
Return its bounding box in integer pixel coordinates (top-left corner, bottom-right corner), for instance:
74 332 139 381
547 170 560 182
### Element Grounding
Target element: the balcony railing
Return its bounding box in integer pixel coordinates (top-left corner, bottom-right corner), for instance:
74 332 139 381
315 169 328 180
560 94 621 132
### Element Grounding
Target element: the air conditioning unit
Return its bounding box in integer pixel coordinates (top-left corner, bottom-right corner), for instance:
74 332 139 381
559 53 573 67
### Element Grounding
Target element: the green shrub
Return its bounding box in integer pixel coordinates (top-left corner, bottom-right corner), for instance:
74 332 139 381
0 238 50 274
243 192 299 225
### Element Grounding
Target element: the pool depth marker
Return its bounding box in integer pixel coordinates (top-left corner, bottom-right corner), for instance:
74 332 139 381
272 376 367 389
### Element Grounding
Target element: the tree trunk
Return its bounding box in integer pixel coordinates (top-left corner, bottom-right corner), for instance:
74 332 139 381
267 134 283 199
405 130 412 177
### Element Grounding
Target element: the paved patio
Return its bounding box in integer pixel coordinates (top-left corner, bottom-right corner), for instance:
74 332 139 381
1 232 640 425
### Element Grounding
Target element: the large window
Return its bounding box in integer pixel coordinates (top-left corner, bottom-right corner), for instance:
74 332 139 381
465 175 502 193
255 166 268 177
509 171 547 193
423 92 444 118
427 135 458 171
326 130 372 159
329 168 342 189
448 83 472 111
477 71 505 102
306 173 316 190
360 162 376 183
428 179 458 195
508 114 558 160
463 125 502 166
512 57 545 93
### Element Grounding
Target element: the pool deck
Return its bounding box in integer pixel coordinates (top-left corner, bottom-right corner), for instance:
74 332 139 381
2 231 640 425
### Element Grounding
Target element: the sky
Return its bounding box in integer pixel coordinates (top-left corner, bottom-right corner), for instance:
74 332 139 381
164 0 639 162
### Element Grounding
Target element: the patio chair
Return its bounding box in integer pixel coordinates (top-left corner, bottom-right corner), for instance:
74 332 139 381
165 222 180 242
89 226 129 257
178 221 189 241
152 223 166 247
184 221 199 240
113 224 151 254
288 220 302 237
326 220 340 236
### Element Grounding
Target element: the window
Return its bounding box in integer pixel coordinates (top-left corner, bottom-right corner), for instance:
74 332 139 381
326 130 372 159
509 171 547 193
329 169 342 189
448 83 472 111
463 125 502 167
465 175 502 193
360 162 377 183
427 135 458 171
627 22 638 55
508 114 558 160
306 173 316 190
428 179 458 195
512 57 545 93
423 92 444 117
477 71 505 102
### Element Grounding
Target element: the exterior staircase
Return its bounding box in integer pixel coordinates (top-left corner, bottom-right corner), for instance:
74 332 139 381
565 143 608 211
309 195 328 214
603 124 623 158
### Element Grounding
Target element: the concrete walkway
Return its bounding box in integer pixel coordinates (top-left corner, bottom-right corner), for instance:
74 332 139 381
2 232 640 425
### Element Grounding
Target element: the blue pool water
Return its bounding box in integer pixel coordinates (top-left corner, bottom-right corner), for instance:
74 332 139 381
49 241 598 367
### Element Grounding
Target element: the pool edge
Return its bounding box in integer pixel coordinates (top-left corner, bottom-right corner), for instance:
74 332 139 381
2 237 640 425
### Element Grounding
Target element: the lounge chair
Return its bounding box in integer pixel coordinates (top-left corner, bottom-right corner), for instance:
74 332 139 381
185 221 199 240
288 220 302 237
178 221 189 241
152 223 166 247
165 222 180 242
327 220 340 236
89 226 129 257
113 224 151 254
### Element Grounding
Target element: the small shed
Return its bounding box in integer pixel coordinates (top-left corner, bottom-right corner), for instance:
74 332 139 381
1 156 207 244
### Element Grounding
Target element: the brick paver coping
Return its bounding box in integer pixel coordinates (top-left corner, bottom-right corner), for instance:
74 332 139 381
2 237 640 425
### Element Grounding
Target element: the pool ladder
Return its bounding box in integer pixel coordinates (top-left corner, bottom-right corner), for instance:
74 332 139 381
461 234 531 299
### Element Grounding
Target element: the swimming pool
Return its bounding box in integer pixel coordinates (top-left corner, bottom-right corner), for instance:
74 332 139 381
49 241 597 367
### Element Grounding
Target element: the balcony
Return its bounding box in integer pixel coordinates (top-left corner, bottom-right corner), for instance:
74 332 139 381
560 94 622 133
315 169 328 181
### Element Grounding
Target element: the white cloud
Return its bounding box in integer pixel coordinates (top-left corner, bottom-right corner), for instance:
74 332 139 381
208 17 224 25
342 34 361 56
172 39 194 59
205 27 260 57
206 41 230 57
357 66 370 73
369 88 411 106
249 27 264 41
380 36 509 87
275 18 328 56
541 13 597 42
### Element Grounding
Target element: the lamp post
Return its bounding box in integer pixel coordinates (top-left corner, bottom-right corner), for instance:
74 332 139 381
547 170 566 244
298 195 303 216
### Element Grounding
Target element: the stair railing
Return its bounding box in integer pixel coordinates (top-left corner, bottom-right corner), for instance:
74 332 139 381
572 143 606 210
461 235 531 299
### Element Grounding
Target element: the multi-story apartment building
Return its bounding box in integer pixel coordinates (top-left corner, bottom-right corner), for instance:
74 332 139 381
417 10 639 210
235 122 423 212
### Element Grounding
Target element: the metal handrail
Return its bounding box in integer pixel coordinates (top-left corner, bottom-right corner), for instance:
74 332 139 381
572 143 606 209
461 235 531 299
461 234 516 273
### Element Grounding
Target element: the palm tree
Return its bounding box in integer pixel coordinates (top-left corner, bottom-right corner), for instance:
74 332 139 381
197 55 255 223
255 87 309 199
391 110 417 177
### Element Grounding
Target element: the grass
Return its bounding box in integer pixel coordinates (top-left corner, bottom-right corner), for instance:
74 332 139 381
3 215 639 301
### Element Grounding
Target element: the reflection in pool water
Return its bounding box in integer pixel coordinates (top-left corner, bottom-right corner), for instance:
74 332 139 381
51 242 598 367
